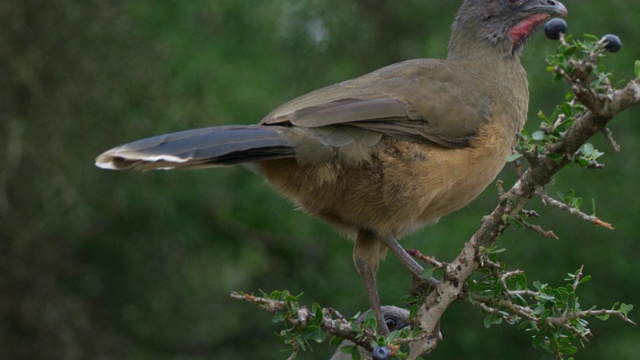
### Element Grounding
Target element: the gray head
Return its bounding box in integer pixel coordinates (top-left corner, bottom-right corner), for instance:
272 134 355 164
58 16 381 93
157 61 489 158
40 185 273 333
448 0 568 59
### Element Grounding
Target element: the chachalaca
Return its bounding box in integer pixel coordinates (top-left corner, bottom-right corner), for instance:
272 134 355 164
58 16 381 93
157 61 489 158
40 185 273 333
331 306 410 360
96 0 568 335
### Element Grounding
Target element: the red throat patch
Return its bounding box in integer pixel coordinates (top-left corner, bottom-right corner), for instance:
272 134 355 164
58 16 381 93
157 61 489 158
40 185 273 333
510 13 551 43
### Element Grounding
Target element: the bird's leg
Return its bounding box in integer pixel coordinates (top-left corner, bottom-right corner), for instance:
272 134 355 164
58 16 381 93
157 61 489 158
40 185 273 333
380 236 424 280
353 230 389 336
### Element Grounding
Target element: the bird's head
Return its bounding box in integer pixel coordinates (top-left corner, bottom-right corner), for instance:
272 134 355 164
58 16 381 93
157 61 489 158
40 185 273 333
449 0 568 59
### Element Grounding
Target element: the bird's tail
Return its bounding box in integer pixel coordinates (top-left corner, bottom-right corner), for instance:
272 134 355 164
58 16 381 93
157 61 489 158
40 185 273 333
95 125 296 170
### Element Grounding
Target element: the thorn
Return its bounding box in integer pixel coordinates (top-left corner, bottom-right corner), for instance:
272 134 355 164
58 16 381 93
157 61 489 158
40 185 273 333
593 218 615 230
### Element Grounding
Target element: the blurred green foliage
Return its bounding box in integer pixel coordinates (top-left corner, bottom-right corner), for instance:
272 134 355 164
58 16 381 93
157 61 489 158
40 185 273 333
1 0 638 359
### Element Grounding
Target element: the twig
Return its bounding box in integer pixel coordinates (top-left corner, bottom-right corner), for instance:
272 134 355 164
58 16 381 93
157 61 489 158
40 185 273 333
496 179 506 196
601 127 621 152
478 255 502 270
546 308 637 328
407 249 448 269
536 189 614 229
571 265 585 291
469 294 537 322
230 292 378 351
516 216 559 239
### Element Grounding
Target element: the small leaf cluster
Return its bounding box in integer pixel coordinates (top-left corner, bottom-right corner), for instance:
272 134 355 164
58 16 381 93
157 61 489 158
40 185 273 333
515 100 606 168
545 34 617 93
468 264 633 360
525 274 587 357
512 35 616 168
265 290 326 358
556 189 583 210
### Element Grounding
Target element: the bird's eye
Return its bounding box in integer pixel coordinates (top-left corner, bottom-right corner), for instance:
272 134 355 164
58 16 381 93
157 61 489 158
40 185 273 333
507 0 523 5
385 317 398 331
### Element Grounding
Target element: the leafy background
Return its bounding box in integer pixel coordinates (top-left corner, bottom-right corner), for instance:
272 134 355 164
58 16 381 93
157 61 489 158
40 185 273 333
1 0 638 359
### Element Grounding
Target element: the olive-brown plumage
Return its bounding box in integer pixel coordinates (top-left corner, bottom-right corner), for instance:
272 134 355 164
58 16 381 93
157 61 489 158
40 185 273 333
96 0 567 334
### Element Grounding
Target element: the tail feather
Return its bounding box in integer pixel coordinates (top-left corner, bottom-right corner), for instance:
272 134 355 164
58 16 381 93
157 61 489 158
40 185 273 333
95 125 295 170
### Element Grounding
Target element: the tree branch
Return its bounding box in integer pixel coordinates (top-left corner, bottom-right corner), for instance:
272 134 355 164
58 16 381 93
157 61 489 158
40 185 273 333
229 291 378 351
535 189 614 229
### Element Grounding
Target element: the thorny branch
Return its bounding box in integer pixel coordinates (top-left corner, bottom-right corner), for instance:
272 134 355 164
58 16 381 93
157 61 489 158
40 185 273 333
231 291 432 357
230 291 378 352
408 48 640 358
465 265 635 346
535 188 614 229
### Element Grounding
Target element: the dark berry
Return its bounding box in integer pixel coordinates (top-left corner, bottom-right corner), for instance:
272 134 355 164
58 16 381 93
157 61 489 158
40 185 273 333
602 34 622 53
544 18 568 40
372 346 392 360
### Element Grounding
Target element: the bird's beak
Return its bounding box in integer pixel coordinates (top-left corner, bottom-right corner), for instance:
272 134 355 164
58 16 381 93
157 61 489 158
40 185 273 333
522 0 568 17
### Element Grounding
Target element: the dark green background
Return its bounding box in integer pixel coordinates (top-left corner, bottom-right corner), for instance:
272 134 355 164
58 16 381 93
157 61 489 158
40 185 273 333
1 0 638 359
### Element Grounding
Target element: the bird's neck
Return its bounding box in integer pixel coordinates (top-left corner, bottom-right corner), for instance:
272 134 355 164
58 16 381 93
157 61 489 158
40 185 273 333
446 27 530 140
446 25 519 64
446 34 527 92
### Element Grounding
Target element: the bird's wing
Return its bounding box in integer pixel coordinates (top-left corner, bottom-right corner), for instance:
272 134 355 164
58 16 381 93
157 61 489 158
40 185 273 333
260 58 494 149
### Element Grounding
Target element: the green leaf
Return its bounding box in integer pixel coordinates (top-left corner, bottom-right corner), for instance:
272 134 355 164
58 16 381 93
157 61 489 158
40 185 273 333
584 34 599 41
352 348 361 360
272 312 285 323
363 310 377 329
538 110 549 121
507 153 523 162
409 305 419 320
582 143 594 155
547 153 565 163
532 130 547 141
515 274 528 290
399 327 411 338
483 313 503 328
304 325 326 343
635 60 640 78
579 275 592 285
312 303 323 325
387 330 400 342
421 266 434 280
620 303 634 316
483 246 506 254
539 294 555 303
340 345 359 360
518 320 530 330
532 329 545 348
401 294 422 304
562 346 578 355
596 313 610 321
509 216 525 229
330 336 344 346
533 280 544 291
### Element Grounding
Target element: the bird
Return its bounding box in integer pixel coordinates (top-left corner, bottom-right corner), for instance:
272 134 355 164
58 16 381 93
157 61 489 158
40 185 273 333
331 306 410 360
95 0 568 335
